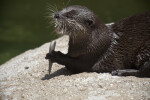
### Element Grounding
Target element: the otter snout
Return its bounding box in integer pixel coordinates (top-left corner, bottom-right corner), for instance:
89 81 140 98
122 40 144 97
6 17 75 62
54 13 60 18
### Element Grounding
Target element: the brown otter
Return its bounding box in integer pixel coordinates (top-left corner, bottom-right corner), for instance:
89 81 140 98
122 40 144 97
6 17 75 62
45 5 150 77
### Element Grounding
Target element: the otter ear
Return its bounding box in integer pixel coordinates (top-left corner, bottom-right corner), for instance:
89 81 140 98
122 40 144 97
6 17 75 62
85 19 93 26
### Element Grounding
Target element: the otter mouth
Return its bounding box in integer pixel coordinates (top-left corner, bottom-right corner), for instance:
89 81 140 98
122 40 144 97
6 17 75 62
54 19 67 35
55 21 72 35
55 23 64 34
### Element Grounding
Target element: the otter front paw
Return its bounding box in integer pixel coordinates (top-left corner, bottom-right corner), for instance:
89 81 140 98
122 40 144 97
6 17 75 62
45 51 63 61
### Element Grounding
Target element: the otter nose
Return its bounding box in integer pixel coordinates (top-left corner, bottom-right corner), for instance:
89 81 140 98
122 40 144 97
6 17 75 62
54 13 60 18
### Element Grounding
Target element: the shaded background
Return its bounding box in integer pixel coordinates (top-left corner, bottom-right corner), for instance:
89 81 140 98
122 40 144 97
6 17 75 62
0 0 150 65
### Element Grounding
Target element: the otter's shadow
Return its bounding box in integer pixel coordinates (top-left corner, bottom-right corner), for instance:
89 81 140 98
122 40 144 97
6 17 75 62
41 68 72 80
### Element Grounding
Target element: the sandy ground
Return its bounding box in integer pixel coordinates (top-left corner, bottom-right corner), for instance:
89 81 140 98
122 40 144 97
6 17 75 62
0 36 150 100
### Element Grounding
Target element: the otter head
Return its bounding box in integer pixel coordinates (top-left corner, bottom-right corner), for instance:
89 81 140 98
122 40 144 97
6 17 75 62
52 5 100 36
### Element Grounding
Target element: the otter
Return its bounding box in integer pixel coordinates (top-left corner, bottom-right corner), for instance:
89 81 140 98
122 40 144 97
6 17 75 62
45 5 150 77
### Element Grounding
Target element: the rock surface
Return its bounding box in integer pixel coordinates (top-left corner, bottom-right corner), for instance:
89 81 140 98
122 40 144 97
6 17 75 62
0 35 150 100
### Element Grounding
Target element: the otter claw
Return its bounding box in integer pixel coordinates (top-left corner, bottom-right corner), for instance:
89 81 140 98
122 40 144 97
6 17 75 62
112 70 123 76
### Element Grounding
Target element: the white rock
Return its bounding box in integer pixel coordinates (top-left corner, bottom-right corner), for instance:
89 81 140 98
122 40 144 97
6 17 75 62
0 33 150 100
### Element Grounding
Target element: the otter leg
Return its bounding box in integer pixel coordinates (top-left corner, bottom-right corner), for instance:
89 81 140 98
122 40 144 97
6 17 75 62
45 51 77 66
46 51 92 73
111 69 139 76
45 51 84 73
111 60 150 77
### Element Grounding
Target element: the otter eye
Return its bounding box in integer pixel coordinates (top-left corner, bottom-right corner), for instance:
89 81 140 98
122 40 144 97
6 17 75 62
85 19 93 26
66 13 73 18
65 10 77 18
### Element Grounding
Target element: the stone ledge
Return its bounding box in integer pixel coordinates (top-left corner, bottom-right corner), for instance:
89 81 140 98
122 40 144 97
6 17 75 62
0 29 150 100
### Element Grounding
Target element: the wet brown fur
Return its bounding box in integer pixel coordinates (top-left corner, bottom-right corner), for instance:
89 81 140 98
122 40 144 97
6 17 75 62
46 5 150 77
